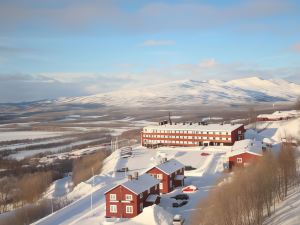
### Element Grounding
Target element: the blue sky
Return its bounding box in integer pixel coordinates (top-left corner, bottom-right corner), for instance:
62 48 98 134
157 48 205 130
0 0 300 102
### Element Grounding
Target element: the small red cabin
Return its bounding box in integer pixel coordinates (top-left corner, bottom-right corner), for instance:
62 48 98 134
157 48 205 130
228 151 261 168
146 158 185 194
105 173 160 218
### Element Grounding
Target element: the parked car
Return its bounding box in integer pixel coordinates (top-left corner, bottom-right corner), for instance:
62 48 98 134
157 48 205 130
172 200 188 208
171 194 189 200
184 165 196 171
116 167 129 172
173 214 185 225
182 185 198 193
201 152 210 156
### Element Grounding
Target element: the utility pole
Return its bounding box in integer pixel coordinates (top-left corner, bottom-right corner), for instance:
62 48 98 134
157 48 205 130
51 198 53 214
91 167 95 211
168 112 172 124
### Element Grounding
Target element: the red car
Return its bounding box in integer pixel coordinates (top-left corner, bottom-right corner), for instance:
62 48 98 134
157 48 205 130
201 152 210 156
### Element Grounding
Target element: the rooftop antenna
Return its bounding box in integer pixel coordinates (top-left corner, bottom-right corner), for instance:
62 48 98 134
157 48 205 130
168 112 172 124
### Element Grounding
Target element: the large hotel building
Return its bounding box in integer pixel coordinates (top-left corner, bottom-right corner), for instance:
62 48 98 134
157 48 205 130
141 122 245 147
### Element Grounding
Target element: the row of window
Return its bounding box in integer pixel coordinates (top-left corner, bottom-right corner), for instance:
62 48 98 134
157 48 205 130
110 205 134 214
109 185 159 202
145 139 230 144
144 129 229 135
144 135 230 140
110 194 132 201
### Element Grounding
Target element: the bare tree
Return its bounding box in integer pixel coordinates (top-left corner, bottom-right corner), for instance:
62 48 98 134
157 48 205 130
191 148 299 225
72 151 107 186
295 96 300 110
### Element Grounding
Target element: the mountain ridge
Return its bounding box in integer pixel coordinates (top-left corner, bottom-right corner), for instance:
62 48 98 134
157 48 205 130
52 76 300 107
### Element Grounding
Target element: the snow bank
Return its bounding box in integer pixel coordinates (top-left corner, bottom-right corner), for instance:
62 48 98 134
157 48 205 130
118 205 173 225
263 190 300 225
258 118 300 142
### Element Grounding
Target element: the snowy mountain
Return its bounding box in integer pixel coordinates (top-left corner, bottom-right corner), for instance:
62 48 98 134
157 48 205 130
55 77 300 107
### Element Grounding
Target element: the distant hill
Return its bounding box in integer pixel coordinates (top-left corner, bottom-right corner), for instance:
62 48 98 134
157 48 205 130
52 77 300 107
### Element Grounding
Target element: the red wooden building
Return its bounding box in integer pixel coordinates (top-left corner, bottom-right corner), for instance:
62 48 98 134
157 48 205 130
228 151 262 168
227 139 263 169
105 173 160 218
146 158 185 194
141 122 245 148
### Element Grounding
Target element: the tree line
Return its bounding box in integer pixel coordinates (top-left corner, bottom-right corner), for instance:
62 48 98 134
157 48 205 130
191 142 299 225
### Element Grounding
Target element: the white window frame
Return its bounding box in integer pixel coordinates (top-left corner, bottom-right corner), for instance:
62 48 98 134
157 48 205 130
156 174 163 180
125 194 132 201
110 194 117 201
126 205 133 214
110 205 117 213
237 158 243 163
159 182 163 189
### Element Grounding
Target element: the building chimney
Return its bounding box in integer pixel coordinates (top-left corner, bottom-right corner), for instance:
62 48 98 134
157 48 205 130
128 175 133 181
163 157 167 163
133 172 139 180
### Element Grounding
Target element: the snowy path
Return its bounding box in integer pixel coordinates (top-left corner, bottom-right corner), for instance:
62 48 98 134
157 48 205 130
35 176 118 225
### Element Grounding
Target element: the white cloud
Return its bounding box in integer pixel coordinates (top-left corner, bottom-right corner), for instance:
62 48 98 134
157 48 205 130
140 40 176 47
198 58 218 68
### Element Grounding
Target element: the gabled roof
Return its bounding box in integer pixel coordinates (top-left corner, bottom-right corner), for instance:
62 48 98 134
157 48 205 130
149 159 184 175
228 139 263 157
105 173 160 195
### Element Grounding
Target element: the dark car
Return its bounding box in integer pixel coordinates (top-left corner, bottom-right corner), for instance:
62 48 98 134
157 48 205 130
116 167 129 172
172 200 188 208
184 165 196 171
171 194 189 200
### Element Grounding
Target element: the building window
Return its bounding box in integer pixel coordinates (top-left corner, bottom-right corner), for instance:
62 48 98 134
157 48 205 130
159 183 163 189
126 205 133 214
110 205 117 213
125 194 132 201
237 158 243 163
140 203 143 212
156 174 163 180
110 194 116 201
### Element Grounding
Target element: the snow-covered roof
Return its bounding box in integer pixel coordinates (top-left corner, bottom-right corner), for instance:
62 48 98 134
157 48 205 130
257 110 300 119
262 137 274 144
227 139 263 157
146 194 159 203
143 123 243 133
150 159 184 175
105 173 160 195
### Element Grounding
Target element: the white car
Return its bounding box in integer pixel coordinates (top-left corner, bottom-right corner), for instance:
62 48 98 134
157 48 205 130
173 214 185 225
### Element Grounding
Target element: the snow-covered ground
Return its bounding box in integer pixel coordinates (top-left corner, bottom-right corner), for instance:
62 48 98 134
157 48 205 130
5 110 294 225
263 188 300 225
0 131 65 142
34 145 229 225
9 139 105 160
